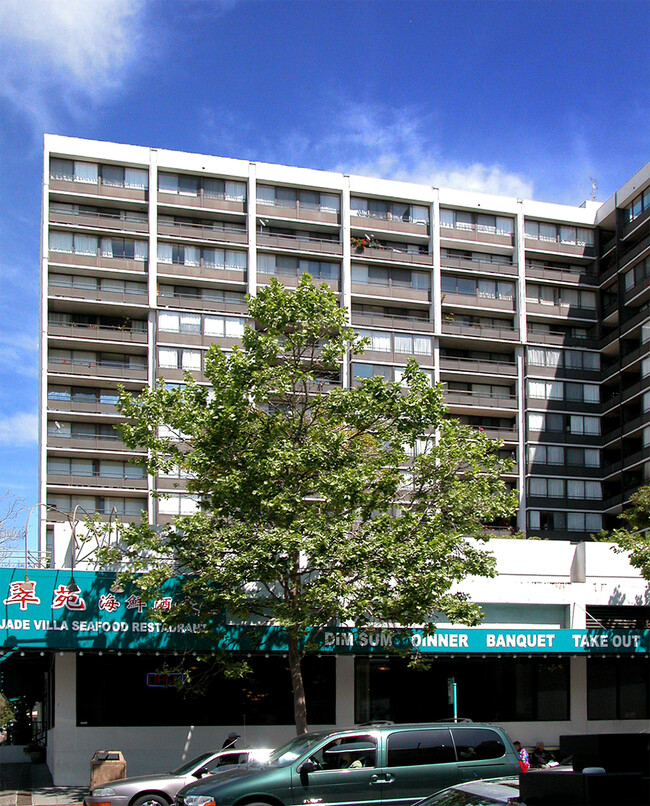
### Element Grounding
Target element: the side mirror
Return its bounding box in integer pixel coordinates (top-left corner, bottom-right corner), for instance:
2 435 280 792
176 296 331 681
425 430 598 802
299 761 318 781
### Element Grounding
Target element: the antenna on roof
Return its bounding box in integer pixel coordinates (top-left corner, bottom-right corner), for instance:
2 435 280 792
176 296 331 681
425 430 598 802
589 177 598 200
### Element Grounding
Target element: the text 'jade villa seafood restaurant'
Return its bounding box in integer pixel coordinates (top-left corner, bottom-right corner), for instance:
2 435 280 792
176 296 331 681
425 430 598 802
0 136 649 784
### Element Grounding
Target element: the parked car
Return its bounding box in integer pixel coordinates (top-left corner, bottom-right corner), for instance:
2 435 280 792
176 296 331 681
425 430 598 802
418 777 519 806
414 777 520 805
84 747 273 806
175 722 521 806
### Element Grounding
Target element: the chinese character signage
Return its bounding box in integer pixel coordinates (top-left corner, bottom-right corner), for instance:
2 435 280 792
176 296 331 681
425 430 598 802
1 568 649 654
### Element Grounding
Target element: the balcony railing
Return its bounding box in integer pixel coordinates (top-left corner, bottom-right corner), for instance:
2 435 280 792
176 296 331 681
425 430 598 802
48 358 147 380
351 311 433 332
158 220 248 244
48 321 148 344
49 209 148 233
441 255 517 276
258 231 342 255
441 321 519 342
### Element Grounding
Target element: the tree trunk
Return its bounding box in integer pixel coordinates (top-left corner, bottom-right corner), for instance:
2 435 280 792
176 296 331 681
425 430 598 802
287 630 308 734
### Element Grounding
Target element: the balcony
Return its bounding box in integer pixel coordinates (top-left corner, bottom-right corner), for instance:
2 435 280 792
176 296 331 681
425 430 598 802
49 209 148 234
444 390 518 411
441 255 518 277
49 177 147 202
157 262 246 284
48 359 148 382
48 321 148 346
47 508 145 524
351 280 430 304
524 264 598 286
524 236 595 259
468 425 518 442
350 211 429 237
155 367 204 383
158 189 246 215
352 242 432 266
441 321 519 342
47 474 147 490
47 399 125 416
47 433 134 453
351 311 433 333
442 292 515 313
257 231 342 256
624 273 650 306
527 430 601 447
526 302 597 321
356 349 433 368
439 356 517 377
527 327 594 348
157 332 242 350
440 224 514 248
256 199 338 226
48 250 147 274
157 294 248 314
526 364 600 383
619 233 650 272
258 271 339 292
602 444 650 476
527 462 601 478
158 220 248 245
48 284 148 308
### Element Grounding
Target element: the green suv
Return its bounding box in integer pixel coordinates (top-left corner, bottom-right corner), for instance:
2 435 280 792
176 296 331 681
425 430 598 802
176 723 521 806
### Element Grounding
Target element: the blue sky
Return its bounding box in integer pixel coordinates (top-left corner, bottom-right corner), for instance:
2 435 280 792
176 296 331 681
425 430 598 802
0 0 648 538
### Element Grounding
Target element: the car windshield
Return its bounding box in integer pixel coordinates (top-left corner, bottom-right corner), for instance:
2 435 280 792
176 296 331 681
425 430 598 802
267 733 330 766
171 752 215 775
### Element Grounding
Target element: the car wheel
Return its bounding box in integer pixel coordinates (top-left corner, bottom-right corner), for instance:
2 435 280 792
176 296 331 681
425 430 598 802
132 794 170 806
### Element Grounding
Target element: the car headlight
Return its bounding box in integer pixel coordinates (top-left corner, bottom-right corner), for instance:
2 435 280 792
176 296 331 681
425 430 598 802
183 797 215 806
92 788 117 797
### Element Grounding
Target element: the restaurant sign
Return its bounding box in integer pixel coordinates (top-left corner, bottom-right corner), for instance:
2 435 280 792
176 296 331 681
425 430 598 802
2 568 649 654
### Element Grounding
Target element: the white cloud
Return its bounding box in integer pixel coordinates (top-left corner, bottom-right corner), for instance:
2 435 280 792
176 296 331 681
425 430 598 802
0 332 38 380
0 413 38 446
0 0 148 131
325 103 534 198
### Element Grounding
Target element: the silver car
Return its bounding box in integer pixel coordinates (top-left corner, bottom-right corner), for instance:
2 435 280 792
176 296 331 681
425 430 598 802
85 748 272 806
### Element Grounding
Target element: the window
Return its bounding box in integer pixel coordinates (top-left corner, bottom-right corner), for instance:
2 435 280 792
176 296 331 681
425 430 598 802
440 209 514 235
623 188 650 226
528 445 564 466
258 186 339 212
350 197 428 224
525 220 594 246
309 735 377 770
442 275 514 299
566 512 602 532
451 728 506 761
258 254 339 281
588 658 649 720
528 380 563 400
526 283 596 309
529 478 565 498
358 330 392 352
158 494 200 515
386 729 455 767
567 480 602 500
159 173 246 201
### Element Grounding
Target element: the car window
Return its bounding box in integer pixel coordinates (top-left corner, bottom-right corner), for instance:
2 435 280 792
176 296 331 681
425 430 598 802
451 728 505 761
309 736 377 770
204 752 246 772
386 729 455 767
268 732 330 766
171 752 215 775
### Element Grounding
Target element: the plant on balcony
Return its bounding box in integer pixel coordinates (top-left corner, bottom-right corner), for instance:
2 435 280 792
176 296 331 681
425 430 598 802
351 236 370 252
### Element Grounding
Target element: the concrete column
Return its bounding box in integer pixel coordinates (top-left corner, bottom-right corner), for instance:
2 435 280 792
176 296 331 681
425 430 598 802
147 150 158 525
341 177 352 388
431 189 441 336
569 656 588 734
335 654 355 726
515 200 528 533
49 651 77 785
248 164 257 297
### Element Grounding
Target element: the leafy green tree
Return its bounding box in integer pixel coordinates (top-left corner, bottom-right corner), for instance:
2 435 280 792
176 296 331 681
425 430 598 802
607 485 650 580
106 275 517 733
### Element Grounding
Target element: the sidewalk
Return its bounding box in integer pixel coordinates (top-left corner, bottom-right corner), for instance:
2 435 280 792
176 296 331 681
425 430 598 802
0 765 87 806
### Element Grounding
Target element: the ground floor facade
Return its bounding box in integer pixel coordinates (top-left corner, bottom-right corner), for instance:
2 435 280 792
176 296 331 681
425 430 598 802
1 539 649 784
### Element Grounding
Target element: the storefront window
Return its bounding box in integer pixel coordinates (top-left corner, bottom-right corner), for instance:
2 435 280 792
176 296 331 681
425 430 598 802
587 658 649 720
77 653 334 726
355 656 569 723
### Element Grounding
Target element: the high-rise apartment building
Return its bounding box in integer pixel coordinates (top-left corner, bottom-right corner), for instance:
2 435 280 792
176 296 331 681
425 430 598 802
40 135 650 552
12 134 647 784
